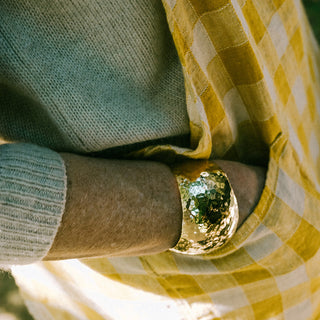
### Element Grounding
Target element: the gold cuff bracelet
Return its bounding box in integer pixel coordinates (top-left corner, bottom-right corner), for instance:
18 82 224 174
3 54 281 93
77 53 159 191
170 160 239 255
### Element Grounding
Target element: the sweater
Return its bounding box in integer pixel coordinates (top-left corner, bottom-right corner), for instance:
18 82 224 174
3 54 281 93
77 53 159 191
0 0 189 264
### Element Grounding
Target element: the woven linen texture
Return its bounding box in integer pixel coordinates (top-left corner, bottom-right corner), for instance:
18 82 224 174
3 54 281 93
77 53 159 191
12 0 320 319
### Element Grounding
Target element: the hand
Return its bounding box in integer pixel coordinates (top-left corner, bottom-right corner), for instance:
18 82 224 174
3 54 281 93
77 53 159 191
214 160 267 227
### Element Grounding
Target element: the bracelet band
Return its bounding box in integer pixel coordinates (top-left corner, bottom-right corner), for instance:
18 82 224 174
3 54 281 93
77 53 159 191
170 160 239 255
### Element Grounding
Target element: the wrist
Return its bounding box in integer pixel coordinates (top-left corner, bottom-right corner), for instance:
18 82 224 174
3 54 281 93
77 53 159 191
213 160 267 226
169 160 239 255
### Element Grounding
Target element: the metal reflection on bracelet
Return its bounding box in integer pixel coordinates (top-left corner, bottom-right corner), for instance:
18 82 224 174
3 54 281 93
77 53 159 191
170 161 239 255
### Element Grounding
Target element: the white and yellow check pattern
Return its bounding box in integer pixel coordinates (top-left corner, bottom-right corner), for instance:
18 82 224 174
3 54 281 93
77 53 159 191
12 0 320 319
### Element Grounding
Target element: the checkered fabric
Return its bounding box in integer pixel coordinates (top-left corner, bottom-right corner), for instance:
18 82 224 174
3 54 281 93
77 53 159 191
12 0 320 319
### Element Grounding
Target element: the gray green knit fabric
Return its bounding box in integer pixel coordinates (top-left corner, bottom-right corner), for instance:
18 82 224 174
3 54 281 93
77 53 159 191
0 143 66 264
0 0 189 264
0 0 188 152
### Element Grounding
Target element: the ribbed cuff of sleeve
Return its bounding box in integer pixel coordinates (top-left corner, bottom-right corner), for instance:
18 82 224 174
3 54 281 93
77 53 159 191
0 143 67 265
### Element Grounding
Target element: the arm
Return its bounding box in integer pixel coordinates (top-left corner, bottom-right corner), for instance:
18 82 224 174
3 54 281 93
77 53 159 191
44 154 266 260
44 153 183 260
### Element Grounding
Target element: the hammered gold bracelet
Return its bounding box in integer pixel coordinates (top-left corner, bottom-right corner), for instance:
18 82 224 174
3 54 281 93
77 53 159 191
170 160 239 255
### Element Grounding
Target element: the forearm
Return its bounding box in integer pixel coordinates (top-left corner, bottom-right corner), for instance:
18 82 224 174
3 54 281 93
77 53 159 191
44 154 183 260
44 154 266 261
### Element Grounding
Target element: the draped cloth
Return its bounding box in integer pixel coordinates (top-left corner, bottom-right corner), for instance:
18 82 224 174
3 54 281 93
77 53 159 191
12 0 320 319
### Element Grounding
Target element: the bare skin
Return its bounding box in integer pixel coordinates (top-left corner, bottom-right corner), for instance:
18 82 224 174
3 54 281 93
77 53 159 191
44 154 266 260
214 160 267 227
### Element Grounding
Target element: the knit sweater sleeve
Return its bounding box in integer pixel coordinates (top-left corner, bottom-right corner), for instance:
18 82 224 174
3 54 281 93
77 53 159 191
0 143 66 265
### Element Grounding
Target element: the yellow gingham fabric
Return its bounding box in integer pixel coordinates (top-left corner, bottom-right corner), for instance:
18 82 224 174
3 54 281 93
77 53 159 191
12 0 320 319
